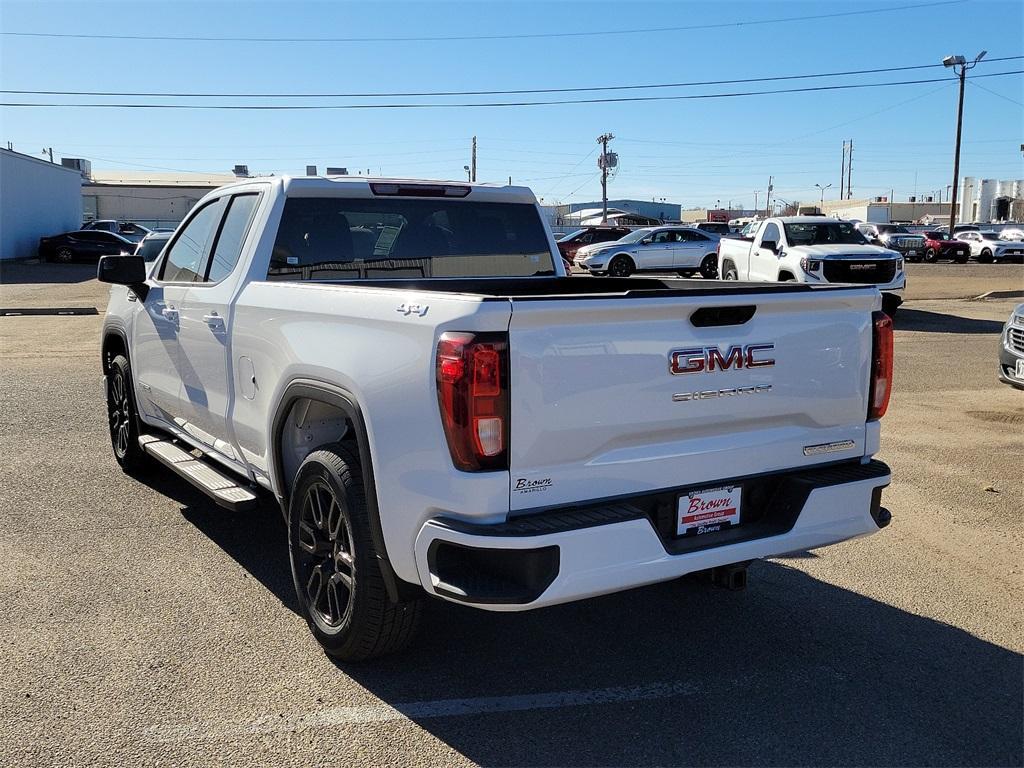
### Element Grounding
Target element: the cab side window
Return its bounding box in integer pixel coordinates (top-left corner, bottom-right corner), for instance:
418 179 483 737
203 194 259 283
159 199 225 283
761 223 781 244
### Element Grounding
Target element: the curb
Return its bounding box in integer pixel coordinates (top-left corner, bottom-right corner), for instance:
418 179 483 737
972 290 1024 301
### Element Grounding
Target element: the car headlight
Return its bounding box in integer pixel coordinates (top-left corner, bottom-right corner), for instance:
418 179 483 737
896 257 904 271
799 257 822 272
1014 314 1024 327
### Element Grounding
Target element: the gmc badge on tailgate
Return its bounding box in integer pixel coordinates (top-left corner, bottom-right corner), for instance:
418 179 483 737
669 344 775 375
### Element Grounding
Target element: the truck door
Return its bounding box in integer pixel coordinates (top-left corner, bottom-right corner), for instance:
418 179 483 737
176 192 261 465
749 222 782 282
132 198 225 426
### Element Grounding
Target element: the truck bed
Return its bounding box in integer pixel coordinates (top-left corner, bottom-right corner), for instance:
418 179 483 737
313 275 863 298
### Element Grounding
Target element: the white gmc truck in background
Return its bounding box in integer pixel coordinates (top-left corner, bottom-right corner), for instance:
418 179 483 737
717 217 907 315
99 177 894 660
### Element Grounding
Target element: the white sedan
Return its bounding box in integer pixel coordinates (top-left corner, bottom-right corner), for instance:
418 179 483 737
574 226 722 278
958 231 1024 262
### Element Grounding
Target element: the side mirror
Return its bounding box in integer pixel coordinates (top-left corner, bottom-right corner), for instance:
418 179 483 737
98 255 149 299
760 239 778 254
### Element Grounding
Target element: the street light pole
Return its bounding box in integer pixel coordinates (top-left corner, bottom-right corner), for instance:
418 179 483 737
815 183 832 209
944 51 986 234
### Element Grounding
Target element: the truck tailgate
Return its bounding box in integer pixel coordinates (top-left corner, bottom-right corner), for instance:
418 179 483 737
507 287 878 511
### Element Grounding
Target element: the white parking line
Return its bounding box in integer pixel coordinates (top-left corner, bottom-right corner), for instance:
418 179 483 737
148 681 700 742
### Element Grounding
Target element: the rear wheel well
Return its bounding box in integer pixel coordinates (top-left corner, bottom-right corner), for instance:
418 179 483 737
278 397 353 495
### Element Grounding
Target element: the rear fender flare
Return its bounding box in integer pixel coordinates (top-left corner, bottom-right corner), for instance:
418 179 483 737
270 378 408 601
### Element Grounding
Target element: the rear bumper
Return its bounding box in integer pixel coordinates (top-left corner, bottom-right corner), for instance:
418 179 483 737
414 460 891 610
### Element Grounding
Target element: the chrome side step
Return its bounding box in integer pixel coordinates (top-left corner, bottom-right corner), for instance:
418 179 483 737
138 434 259 512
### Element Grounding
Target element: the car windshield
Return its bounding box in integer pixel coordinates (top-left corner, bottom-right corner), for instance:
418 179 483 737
136 236 169 262
558 230 585 243
268 196 555 280
783 222 867 246
617 228 654 244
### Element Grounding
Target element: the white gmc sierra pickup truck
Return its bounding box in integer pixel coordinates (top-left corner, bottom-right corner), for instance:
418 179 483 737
717 217 906 315
99 177 893 660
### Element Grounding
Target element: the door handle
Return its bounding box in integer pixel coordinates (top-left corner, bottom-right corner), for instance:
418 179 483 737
203 312 226 330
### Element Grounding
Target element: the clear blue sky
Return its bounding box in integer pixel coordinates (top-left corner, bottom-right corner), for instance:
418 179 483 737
1 0 1021 210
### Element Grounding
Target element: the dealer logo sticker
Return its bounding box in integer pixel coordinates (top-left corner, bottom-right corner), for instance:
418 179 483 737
515 477 552 494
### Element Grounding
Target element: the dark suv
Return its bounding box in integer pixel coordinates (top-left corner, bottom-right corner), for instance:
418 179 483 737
857 223 927 260
556 226 632 261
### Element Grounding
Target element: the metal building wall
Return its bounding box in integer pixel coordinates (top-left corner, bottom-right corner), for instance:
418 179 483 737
0 149 83 261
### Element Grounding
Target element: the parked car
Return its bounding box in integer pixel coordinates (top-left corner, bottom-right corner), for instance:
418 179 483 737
556 226 632 261
97 176 892 659
692 221 732 237
38 230 136 263
134 231 173 263
574 226 722 278
921 231 970 263
856 223 927 261
718 217 905 315
958 231 1024 263
998 304 1024 390
82 220 152 243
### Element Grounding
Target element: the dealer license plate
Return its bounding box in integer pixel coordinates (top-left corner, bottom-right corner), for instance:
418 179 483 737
677 485 742 537
1016 359 1024 380
907 250 917 257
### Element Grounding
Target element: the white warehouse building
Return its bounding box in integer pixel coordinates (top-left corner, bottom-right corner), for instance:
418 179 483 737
959 177 1024 223
0 148 83 261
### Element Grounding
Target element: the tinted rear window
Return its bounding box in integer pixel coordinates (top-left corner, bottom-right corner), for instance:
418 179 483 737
268 197 553 280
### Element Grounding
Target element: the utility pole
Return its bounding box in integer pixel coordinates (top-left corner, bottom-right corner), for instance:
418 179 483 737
943 51 986 234
754 190 758 213
765 176 773 218
840 141 847 201
846 139 853 200
471 136 477 182
597 132 614 223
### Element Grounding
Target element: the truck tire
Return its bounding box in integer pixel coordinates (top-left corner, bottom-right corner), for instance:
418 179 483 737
699 254 719 279
607 255 634 277
882 296 901 317
105 354 150 473
722 261 739 281
288 442 421 661
979 249 994 263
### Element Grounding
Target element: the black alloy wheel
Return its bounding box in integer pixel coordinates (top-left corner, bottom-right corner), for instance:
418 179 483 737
288 443 421 660
105 354 148 472
296 479 357 632
608 255 634 277
55 247 74 263
924 248 937 263
700 254 719 279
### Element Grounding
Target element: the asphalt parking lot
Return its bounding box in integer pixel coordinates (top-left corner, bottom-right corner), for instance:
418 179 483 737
1 261 1022 767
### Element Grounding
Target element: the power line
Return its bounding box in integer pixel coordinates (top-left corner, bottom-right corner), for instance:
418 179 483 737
4 70 1021 110
7 58 1022 98
0 2 966 44
968 79 1024 106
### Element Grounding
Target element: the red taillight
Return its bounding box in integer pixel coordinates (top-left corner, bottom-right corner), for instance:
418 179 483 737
436 332 509 471
868 310 893 420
